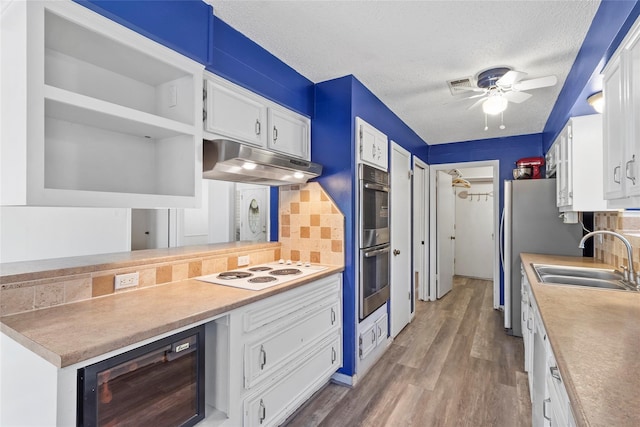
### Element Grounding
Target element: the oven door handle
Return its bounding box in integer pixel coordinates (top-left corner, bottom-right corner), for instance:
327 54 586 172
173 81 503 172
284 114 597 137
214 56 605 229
364 247 390 258
364 182 390 192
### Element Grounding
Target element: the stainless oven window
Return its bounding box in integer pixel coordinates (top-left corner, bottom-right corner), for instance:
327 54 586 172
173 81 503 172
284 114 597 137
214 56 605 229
359 164 390 248
360 244 391 320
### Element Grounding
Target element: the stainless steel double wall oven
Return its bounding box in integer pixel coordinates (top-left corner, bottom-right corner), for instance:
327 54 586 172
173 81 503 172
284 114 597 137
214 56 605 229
359 163 391 320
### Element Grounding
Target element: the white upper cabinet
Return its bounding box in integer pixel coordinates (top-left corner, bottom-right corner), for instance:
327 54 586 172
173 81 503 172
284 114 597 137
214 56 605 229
356 117 389 171
603 15 640 208
554 115 608 213
268 106 310 160
203 72 311 161
204 76 267 148
1 0 204 208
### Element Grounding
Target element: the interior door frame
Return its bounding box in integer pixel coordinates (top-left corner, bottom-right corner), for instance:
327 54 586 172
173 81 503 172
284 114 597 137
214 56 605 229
429 160 500 308
390 141 413 336
413 157 429 301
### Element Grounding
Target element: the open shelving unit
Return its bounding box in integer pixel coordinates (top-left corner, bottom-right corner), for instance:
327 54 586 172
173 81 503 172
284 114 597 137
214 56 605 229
1 0 204 207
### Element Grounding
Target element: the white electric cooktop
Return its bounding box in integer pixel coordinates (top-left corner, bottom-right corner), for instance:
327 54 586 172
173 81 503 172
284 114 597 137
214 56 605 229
196 261 328 291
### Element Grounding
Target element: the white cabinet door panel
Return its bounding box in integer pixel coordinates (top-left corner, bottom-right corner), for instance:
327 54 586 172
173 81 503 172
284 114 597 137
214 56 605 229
268 107 310 160
205 79 267 147
243 302 339 389
243 333 341 427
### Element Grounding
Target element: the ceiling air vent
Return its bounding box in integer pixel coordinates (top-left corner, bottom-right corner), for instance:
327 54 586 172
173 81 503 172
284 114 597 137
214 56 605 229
447 77 474 96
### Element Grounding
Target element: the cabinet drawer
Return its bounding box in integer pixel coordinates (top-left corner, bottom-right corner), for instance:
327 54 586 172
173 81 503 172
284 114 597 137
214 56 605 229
242 275 340 334
243 333 341 427
244 301 340 389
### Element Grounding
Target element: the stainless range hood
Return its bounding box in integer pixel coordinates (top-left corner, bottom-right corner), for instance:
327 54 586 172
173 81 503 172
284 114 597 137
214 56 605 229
203 139 322 186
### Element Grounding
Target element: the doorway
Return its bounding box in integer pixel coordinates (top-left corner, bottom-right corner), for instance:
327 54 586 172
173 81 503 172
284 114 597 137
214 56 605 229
429 160 500 308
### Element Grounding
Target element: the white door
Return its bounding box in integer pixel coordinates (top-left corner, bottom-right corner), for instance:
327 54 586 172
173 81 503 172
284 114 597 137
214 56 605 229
413 158 429 301
436 171 455 298
390 142 412 337
239 187 267 241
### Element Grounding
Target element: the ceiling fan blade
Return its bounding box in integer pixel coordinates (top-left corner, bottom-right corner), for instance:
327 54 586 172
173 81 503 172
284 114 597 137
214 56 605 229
467 97 487 110
504 91 533 103
513 75 558 91
496 70 527 87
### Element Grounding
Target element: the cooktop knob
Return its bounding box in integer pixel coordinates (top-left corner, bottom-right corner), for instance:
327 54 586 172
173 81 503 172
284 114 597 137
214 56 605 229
305 262 311 267
286 259 292 265
296 261 303 266
278 259 284 264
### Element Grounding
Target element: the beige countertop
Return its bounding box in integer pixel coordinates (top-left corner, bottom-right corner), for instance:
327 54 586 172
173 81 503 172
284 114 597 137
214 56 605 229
0 241 280 284
520 253 640 427
0 265 343 368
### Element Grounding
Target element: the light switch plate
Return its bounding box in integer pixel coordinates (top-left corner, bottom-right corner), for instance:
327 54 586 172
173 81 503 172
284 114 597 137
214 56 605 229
238 255 250 266
115 272 139 290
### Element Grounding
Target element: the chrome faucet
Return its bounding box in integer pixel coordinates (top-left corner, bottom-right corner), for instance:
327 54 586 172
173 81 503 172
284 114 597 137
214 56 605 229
579 230 639 288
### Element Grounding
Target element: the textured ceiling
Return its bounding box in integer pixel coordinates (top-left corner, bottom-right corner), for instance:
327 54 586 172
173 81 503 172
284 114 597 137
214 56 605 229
206 0 601 145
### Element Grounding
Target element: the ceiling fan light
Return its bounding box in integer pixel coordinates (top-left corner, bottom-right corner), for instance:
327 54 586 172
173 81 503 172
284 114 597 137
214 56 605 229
482 95 508 115
587 91 604 113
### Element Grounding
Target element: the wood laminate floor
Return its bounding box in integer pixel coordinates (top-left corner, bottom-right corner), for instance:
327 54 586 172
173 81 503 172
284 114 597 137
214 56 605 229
284 277 532 427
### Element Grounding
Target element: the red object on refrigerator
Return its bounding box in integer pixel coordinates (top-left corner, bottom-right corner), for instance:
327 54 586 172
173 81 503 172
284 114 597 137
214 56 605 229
516 157 545 179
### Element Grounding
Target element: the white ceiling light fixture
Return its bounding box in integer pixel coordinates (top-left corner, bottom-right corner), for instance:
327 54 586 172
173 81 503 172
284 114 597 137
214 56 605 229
482 92 508 115
587 91 604 113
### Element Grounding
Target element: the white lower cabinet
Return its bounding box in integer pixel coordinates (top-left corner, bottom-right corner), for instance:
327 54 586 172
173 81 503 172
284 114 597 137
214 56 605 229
243 333 341 427
521 262 576 427
220 273 343 426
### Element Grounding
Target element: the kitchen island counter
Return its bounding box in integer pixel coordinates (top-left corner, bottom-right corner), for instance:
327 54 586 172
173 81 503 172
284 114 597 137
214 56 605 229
0 264 343 368
521 253 640 427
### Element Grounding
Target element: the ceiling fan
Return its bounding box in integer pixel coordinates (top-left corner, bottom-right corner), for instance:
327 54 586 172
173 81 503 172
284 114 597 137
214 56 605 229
453 66 558 115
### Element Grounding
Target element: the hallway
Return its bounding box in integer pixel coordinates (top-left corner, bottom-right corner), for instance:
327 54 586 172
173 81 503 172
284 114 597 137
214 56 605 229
284 277 532 426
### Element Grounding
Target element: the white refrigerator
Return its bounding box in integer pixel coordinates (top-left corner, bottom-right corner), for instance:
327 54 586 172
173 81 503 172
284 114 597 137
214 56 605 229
501 178 583 337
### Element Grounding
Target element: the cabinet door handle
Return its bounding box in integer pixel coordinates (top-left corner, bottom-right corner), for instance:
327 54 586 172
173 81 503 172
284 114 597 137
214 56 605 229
371 330 376 343
331 347 337 364
255 119 261 135
330 307 336 325
273 126 278 142
259 345 267 370
543 398 551 422
626 155 636 185
522 311 526 322
377 325 382 338
549 366 562 382
614 165 621 184
259 399 266 424
203 109 207 121
527 318 533 331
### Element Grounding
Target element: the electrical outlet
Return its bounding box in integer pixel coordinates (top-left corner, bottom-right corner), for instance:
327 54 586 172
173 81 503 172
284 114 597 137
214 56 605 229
114 272 139 290
238 255 250 266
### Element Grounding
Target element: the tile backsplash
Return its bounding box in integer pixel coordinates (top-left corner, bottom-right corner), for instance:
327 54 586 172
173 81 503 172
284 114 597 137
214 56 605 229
279 182 345 266
593 211 640 271
0 244 281 316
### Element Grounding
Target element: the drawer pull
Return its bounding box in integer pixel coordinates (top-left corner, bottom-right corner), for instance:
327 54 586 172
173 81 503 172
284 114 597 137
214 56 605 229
259 399 266 424
331 347 337 364
255 119 261 135
543 398 551 421
331 307 336 325
550 366 561 382
259 345 267 370
527 318 533 331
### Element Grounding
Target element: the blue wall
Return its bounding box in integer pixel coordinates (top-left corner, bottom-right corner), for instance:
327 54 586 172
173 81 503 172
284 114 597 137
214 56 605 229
74 0 214 64
313 75 429 376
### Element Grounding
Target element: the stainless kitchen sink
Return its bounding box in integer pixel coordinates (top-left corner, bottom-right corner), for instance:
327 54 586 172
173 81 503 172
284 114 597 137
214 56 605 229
531 264 636 291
